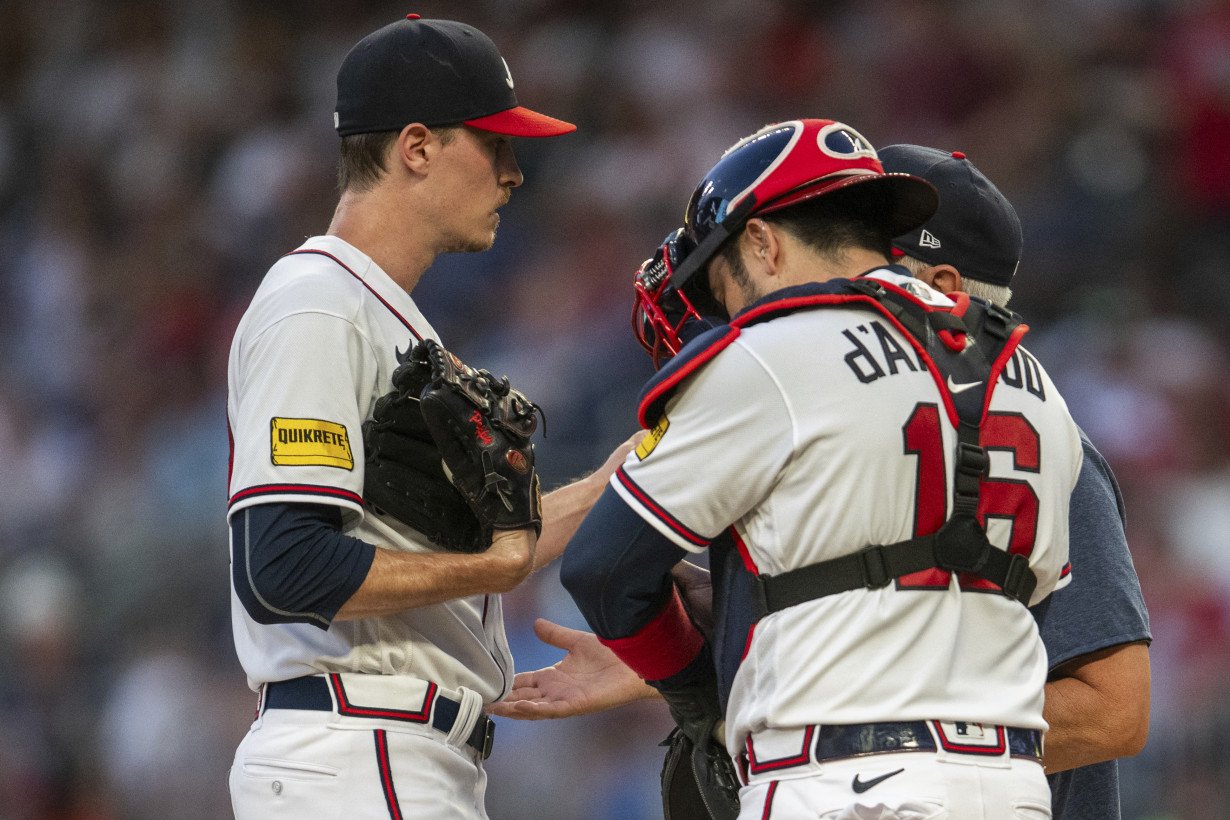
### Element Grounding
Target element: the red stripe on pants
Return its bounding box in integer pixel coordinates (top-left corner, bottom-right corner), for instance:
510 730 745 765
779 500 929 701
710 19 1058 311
373 730 402 820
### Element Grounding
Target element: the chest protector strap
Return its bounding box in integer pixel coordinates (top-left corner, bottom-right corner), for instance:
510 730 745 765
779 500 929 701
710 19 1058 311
755 279 1038 612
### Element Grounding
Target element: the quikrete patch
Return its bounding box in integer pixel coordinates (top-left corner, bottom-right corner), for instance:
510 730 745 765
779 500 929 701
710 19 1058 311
270 418 354 469
636 416 669 460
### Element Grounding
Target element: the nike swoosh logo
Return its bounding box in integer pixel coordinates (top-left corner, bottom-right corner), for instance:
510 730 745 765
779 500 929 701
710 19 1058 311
851 768 905 793
947 375 983 394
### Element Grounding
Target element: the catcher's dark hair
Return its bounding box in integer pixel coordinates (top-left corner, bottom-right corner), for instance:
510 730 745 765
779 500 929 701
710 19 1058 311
762 188 895 261
337 126 460 193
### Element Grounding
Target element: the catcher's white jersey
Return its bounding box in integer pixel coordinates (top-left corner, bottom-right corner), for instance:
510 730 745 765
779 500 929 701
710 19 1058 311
226 235 513 700
615 270 1081 751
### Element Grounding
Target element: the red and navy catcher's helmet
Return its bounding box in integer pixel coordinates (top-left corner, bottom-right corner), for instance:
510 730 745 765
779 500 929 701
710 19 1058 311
633 119 939 365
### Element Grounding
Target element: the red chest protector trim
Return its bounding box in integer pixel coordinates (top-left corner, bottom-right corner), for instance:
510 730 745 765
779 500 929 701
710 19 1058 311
637 271 1023 430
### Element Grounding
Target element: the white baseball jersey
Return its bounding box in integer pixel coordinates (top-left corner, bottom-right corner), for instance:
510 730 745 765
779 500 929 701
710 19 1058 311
615 270 1081 751
227 235 513 701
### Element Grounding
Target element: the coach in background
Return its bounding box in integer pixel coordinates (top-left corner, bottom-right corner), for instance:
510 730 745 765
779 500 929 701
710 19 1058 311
879 144 1151 819
559 119 1083 816
225 15 632 819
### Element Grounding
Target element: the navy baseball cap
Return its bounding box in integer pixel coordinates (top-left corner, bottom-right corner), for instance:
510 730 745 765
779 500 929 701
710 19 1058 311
878 145 1022 287
334 14 575 138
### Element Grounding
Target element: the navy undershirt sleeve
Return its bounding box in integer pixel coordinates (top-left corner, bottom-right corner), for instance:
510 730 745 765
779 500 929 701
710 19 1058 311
230 502 376 631
560 485 688 640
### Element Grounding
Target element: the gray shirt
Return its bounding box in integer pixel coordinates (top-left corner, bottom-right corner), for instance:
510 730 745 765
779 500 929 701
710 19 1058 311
1031 430 1152 819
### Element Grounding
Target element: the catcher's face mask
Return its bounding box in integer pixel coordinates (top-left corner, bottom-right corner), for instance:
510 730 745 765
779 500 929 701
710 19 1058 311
632 229 706 368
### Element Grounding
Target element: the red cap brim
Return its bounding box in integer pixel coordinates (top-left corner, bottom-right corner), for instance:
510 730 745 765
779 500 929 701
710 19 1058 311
464 106 576 137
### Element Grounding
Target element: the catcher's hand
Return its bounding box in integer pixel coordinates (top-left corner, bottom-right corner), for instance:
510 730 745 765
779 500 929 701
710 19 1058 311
362 349 486 552
403 340 542 537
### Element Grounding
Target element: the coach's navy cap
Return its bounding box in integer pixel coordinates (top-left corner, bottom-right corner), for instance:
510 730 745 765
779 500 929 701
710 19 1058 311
334 15 575 138
878 145 1022 287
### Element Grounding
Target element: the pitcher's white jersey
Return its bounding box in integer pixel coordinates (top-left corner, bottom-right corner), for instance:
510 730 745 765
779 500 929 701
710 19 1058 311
226 235 513 700
613 270 1081 750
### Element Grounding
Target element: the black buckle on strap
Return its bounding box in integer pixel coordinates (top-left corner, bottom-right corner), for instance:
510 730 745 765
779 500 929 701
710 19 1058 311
933 518 991 575
927 311 967 334
982 305 1015 340
849 279 886 300
1001 553 1036 605
955 442 989 477
859 546 892 589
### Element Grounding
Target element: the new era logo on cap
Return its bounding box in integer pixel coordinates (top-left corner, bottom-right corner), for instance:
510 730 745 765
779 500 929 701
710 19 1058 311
878 145 1023 288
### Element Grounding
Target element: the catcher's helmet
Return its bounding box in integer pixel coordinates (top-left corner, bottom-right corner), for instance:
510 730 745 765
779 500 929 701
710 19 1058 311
633 119 939 363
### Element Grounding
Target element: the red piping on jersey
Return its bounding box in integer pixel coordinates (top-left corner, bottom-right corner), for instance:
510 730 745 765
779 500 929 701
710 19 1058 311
228 483 364 508
637 326 742 428
729 528 761 660
979 323 1031 423
729 528 760 574
286 249 424 340
741 622 759 662
598 590 704 681
329 673 436 723
1060 561 1072 578
761 780 779 819
745 725 815 774
615 467 710 547
374 730 403 820
227 417 235 489
730 292 875 328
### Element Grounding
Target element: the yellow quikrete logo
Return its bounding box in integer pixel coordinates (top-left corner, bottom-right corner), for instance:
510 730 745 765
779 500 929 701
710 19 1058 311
635 416 669 460
270 417 353 469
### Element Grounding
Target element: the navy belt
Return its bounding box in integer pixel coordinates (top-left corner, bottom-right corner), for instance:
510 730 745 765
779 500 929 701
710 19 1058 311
814 721 1042 763
264 676 495 759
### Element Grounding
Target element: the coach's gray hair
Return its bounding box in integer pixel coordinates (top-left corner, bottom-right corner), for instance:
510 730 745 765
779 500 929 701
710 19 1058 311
897 254 1013 309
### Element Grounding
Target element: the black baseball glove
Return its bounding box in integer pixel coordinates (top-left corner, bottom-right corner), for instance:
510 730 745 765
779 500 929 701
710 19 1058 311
404 340 542 539
656 646 741 820
363 347 487 552
661 725 741 820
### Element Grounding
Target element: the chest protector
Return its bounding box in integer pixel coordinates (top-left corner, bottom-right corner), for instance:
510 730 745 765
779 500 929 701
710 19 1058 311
763 279 1038 618
639 271 1034 618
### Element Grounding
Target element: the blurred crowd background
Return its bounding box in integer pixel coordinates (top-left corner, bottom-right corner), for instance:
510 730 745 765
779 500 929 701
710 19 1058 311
1 0 1229 817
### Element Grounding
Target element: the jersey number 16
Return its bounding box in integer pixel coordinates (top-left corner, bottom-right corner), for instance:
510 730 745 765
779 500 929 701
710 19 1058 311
901 402 1040 592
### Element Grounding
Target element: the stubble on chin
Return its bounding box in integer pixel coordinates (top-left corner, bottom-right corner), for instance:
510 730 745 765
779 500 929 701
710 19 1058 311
442 224 498 254
450 233 497 253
